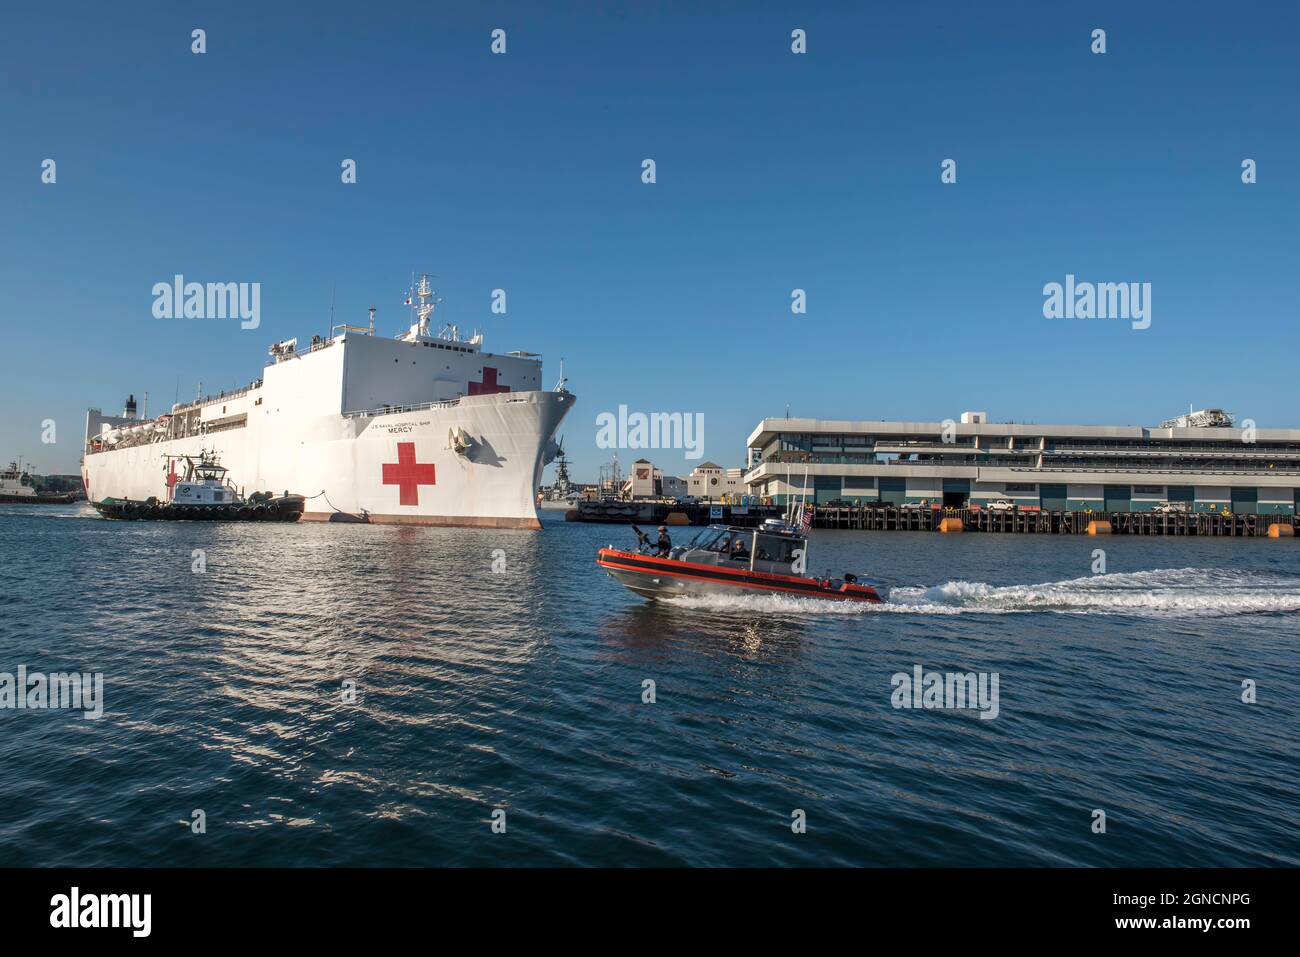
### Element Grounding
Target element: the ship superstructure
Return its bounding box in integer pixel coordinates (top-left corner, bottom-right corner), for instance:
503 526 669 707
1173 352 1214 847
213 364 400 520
83 276 575 528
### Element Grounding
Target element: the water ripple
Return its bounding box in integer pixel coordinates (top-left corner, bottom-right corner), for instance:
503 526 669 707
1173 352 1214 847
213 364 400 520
0 507 1297 865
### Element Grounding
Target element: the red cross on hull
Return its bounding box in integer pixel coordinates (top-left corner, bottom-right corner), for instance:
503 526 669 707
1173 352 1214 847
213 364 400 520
382 442 437 506
468 367 511 396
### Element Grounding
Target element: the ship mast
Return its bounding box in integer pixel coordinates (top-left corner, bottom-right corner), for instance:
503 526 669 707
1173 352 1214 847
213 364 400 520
399 273 485 346
403 273 443 340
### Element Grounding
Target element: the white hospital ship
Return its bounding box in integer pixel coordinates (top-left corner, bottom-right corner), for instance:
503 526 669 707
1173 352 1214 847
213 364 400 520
82 276 574 528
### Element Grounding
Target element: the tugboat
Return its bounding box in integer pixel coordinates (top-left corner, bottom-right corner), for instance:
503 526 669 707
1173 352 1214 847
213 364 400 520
596 518 885 603
92 452 304 521
0 460 80 504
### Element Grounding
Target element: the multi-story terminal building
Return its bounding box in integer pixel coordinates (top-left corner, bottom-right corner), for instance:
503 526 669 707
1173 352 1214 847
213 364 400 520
743 410 1300 514
623 459 747 502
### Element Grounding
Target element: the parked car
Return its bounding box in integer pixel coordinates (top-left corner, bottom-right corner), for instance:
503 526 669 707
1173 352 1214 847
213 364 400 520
1152 501 1189 513
986 499 1018 512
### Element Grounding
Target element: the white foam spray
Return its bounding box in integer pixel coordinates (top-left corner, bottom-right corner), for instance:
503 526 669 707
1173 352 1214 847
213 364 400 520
661 568 1300 618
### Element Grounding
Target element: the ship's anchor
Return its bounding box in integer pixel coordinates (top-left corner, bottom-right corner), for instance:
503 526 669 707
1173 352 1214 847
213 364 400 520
447 427 474 457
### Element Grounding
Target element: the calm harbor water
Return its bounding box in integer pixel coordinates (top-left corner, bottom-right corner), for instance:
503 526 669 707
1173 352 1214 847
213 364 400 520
1 503 1297 866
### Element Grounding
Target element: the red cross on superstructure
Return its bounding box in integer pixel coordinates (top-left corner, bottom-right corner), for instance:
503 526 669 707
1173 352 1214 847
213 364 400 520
166 460 178 499
382 442 437 506
468 367 511 396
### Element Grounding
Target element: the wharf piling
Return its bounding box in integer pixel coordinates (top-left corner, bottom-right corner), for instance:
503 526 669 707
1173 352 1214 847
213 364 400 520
566 501 1299 538
810 505 1298 538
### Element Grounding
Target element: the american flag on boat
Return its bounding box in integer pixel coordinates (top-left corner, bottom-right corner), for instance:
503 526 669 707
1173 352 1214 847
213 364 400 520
799 503 813 533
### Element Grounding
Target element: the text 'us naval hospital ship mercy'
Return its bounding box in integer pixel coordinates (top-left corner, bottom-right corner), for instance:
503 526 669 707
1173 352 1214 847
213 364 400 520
82 276 574 529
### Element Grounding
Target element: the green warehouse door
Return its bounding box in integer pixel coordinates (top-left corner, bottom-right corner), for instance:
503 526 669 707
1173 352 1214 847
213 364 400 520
942 478 970 509
1230 487 1258 515
1039 484 1068 511
1104 485 1131 513
879 477 906 506
814 476 840 505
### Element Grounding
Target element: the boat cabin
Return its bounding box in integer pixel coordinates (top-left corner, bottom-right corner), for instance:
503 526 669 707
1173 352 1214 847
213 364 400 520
677 519 808 575
170 456 241 506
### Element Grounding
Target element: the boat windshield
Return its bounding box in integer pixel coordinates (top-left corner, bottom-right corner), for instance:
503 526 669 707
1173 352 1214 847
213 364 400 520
706 532 732 553
688 527 727 550
709 530 754 554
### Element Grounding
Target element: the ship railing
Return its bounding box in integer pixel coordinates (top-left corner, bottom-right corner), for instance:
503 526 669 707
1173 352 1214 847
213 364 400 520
265 338 337 366
341 398 462 419
170 381 262 415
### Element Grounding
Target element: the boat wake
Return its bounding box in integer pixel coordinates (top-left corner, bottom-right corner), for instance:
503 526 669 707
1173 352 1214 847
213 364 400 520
0 504 89 519
661 592 887 616
661 568 1300 618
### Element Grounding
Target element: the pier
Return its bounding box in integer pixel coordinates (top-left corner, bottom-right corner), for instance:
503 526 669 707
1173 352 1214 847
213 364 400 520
811 505 1298 537
567 500 1297 536
566 500 784 527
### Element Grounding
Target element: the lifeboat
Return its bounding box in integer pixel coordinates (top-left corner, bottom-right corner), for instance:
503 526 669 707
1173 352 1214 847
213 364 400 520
596 519 885 603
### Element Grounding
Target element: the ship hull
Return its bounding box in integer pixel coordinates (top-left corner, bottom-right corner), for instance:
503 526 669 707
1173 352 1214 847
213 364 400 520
596 548 885 603
83 391 573 530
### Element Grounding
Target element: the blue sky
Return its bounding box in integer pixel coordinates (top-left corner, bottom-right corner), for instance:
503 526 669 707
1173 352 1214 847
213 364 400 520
2 1 1296 480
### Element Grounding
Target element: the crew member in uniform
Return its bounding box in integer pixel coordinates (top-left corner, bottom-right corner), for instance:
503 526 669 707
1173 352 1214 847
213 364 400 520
655 525 672 557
